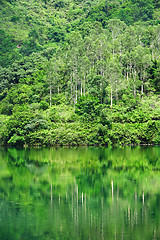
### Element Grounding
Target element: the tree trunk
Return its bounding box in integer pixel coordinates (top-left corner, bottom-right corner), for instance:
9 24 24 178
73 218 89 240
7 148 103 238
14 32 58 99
132 68 136 98
50 83 52 107
84 75 85 96
71 83 73 104
111 86 113 107
141 82 144 96
127 65 129 82
134 86 136 98
112 31 115 58
130 61 132 79
115 81 118 102
81 81 82 96
140 72 143 96
75 83 77 104
100 82 102 104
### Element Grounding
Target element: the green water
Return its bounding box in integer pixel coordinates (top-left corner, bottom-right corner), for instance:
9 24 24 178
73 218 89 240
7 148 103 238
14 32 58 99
0 146 160 240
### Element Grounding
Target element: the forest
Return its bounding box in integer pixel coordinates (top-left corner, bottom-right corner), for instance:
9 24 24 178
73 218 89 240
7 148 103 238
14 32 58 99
0 0 159 146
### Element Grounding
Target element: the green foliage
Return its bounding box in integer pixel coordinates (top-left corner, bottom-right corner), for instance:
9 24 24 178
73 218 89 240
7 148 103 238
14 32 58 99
20 39 43 56
8 134 25 146
4 105 33 144
11 15 20 22
148 60 160 94
47 26 65 42
75 95 100 120
0 94 159 146
39 101 49 110
0 29 19 67
0 0 160 146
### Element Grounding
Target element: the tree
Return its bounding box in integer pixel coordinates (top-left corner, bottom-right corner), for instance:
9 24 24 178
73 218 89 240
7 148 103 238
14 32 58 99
105 59 122 107
45 58 61 107
133 46 152 96
107 19 126 58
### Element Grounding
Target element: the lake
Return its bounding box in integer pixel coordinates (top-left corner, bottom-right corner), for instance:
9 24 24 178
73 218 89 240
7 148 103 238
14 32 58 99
0 146 160 240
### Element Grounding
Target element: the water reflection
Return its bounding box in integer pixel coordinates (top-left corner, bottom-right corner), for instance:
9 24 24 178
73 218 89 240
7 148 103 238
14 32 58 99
0 147 160 239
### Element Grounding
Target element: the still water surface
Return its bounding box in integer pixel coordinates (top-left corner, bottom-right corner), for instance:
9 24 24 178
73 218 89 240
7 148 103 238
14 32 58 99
0 147 160 240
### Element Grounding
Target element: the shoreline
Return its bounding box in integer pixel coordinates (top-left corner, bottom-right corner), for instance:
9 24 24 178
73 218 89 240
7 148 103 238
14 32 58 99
0 143 159 148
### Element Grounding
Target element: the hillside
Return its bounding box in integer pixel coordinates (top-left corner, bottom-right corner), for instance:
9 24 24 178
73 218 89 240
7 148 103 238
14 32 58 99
0 0 160 146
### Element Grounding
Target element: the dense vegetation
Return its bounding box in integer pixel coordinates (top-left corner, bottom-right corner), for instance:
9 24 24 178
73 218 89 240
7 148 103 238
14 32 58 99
0 0 160 146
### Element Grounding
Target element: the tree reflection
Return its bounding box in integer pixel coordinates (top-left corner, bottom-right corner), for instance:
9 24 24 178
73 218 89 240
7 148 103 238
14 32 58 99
0 147 159 239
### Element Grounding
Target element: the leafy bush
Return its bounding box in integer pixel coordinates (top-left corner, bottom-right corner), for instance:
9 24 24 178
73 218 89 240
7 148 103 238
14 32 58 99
75 95 100 120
